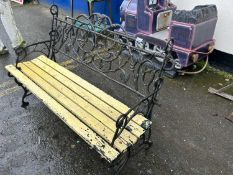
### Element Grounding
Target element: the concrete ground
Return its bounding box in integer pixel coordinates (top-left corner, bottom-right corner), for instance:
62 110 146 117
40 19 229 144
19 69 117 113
0 4 233 175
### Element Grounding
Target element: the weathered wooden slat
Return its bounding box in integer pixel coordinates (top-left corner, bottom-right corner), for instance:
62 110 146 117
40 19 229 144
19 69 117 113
38 55 149 127
31 58 145 138
5 65 119 162
22 61 138 146
226 113 233 123
18 63 130 152
208 87 233 101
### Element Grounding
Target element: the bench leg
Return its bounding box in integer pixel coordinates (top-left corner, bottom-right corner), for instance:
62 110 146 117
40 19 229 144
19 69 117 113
111 149 130 175
21 87 32 108
8 72 32 108
50 51 57 62
144 128 153 149
12 77 32 108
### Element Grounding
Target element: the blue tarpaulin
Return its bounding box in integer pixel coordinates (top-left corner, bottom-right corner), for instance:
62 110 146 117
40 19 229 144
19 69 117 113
39 0 123 23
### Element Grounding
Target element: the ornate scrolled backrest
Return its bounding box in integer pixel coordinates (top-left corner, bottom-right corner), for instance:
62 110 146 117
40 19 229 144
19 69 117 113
49 5 173 100
15 5 175 145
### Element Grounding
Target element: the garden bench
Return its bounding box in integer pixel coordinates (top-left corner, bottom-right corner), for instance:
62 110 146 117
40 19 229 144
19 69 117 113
5 5 173 174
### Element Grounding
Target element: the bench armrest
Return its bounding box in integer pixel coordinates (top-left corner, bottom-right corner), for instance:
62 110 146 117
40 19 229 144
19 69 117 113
15 40 53 68
110 40 174 146
111 77 164 146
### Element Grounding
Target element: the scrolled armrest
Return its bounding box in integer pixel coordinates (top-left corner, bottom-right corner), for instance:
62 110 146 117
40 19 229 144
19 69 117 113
15 40 52 68
111 92 156 146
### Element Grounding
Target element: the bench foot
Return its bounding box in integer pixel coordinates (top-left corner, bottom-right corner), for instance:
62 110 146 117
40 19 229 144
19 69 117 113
144 127 153 150
13 78 30 108
111 149 130 175
144 140 153 149
21 101 30 108
21 87 32 108
8 72 13 78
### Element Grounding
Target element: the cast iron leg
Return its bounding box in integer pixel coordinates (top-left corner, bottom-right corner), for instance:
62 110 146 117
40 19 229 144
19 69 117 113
21 87 31 108
111 149 130 175
144 128 153 149
8 72 13 78
51 52 56 62
9 74 32 109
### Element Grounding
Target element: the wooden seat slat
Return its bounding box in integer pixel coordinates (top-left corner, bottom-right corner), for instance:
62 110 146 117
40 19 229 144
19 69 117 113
31 58 145 138
5 65 119 162
21 61 138 146
18 62 133 152
38 55 149 127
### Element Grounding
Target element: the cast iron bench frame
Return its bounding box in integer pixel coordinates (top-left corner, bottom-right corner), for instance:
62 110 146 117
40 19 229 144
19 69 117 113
7 5 174 174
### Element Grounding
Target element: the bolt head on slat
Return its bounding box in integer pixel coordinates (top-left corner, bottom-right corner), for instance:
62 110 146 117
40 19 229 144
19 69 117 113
141 120 152 130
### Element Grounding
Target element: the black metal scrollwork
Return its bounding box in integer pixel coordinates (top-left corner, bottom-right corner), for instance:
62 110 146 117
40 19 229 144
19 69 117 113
14 5 174 155
47 6 175 147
